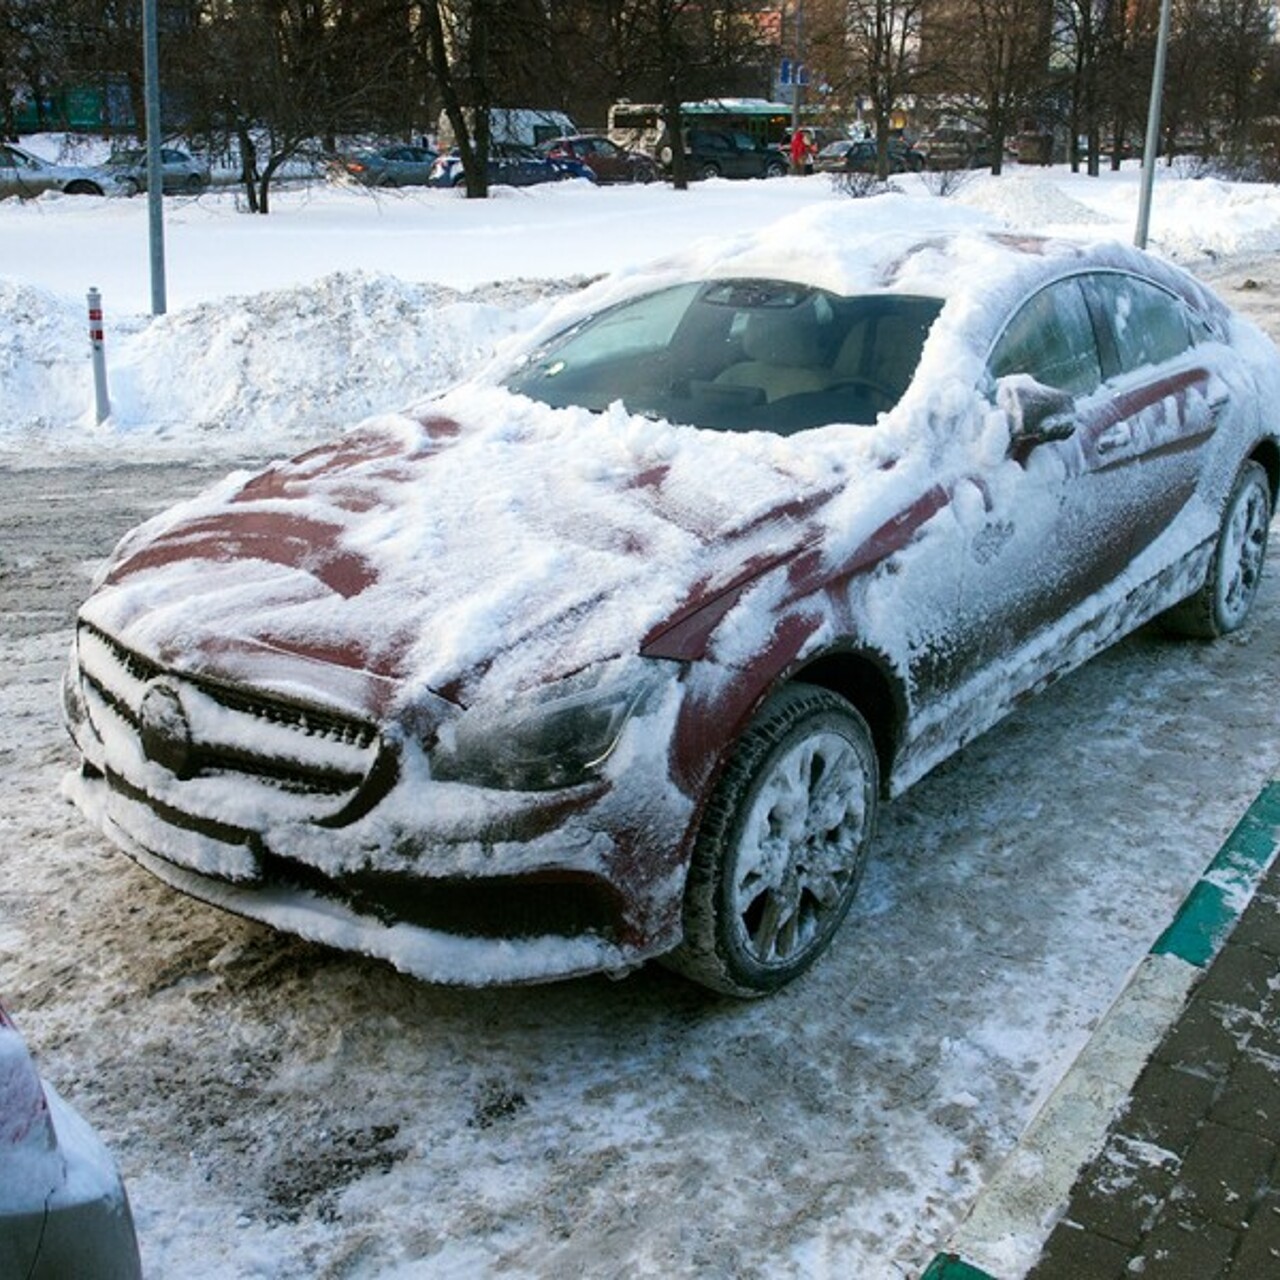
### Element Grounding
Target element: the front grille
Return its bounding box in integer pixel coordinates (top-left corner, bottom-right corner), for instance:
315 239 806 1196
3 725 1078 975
259 854 624 942
75 619 384 811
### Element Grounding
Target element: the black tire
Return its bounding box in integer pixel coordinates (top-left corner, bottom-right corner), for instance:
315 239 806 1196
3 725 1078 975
695 162 721 180
64 180 102 196
183 173 204 194
1163 459 1271 638
665 683 878 997
764 160 787 179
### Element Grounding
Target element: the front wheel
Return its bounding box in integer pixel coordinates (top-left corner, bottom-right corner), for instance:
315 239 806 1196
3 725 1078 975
665 683 879 997
1163 459 1271 637
695 162 721 180
764 160 787 178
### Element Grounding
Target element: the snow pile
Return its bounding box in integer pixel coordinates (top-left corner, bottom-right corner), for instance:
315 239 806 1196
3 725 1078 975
958 174 1112 228
1145 176 1280 261
0 280 100 431
3 272 582 460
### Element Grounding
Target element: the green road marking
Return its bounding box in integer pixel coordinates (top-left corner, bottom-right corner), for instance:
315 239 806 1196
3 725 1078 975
920 1254 997 1280
1152 780 1280 967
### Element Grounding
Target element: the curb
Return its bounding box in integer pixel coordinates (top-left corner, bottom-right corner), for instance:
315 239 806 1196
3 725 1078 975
922 780 1280 1280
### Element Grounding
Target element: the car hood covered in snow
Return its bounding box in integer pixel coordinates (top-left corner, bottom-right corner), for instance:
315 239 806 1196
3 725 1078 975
80 388 851 721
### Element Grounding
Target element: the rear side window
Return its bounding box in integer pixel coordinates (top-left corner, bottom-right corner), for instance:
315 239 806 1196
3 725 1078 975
1085 273 1196 376
989 279 1103 397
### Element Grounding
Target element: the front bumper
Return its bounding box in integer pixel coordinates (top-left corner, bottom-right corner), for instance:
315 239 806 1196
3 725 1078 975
62 623 692 985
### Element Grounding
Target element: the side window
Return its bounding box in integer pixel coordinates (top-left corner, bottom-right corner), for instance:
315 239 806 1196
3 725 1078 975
1086 273 1195 376
989 279 1103 397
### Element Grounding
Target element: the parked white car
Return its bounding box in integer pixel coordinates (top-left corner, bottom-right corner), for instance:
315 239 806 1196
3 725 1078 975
107 147 212 196
0 144 119 199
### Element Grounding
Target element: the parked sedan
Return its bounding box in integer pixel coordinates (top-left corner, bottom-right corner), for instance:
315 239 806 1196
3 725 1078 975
0 143 116 198
107 147 211 195
539 135 660 184
0 1001 141 1278
429 142 594 188
815 138 925 174
331 144 438 188
62 217 1278 997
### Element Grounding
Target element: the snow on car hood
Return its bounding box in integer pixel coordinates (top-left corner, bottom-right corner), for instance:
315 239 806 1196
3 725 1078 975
81 387 854 719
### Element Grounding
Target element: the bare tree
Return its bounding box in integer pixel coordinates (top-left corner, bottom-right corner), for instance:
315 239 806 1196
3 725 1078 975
419 0 510 198
1056 0 1110 174
183 0 416 213
844 0 927 178
0 0 68 137
935 0 1054 174
1206 0 1275 162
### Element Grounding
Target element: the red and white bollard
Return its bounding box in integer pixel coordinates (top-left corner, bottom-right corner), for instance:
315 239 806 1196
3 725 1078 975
88 286 110 424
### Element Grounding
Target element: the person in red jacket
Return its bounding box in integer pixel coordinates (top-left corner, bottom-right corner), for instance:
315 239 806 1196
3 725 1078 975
789 128 815 175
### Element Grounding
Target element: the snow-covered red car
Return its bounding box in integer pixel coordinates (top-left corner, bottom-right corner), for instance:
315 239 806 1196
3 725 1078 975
62 213 1279 996
0 1001 141 1278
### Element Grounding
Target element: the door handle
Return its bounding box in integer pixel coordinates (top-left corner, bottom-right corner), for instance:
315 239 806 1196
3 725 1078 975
1096 423 1132 454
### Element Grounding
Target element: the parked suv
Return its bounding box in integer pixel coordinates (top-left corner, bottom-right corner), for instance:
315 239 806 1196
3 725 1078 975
668 130 788 180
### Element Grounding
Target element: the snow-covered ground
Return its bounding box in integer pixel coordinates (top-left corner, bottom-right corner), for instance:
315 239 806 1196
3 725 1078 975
2 161 1280 1278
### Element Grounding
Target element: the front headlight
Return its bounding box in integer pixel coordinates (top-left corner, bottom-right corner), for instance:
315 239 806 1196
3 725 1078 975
429 658 672 791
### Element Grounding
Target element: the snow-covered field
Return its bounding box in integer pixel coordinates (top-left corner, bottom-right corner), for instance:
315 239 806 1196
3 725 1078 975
2 160 1280 1278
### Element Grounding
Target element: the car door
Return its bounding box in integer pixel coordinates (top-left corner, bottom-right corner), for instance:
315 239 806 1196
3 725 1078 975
0 146 21 198
957 274 1149 669
0 147 50 197
586 139 626 183
726 133 761 178
381 146 412 184
1077 270 1223 564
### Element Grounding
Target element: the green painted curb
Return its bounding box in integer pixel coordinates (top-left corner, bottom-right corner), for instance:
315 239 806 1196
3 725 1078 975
920 1254 996 1280
1152 780 1280 967
927 782 1280 1280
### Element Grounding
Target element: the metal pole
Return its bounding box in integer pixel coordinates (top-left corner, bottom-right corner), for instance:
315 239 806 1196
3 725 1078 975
142 0 167 315
1134 0 1174 250
790 0 805 137
88 287 110 424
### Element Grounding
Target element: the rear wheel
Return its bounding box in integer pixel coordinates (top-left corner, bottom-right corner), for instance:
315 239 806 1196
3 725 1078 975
764 159 787 178
696 162 721 180
665 683 878 997
1163 459 1271 637
64 180 102 196
183 173 204 194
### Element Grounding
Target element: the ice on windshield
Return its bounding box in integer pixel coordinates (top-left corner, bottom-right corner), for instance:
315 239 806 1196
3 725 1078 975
502 278 943 435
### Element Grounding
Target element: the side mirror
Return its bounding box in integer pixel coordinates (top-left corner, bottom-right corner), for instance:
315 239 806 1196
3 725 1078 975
997 375 1077 451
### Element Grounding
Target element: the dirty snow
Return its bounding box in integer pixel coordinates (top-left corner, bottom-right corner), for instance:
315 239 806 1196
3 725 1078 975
2 162 1280 1278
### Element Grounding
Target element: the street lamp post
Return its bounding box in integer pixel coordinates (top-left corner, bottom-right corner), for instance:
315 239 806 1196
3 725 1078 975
142 0 167 315
1135 0 1174 249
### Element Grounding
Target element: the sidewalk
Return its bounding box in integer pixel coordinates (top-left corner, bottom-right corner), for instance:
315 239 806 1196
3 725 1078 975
926 782 1280 1280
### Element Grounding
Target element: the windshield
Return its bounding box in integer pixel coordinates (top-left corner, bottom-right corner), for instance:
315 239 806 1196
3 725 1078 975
502 279 942 434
